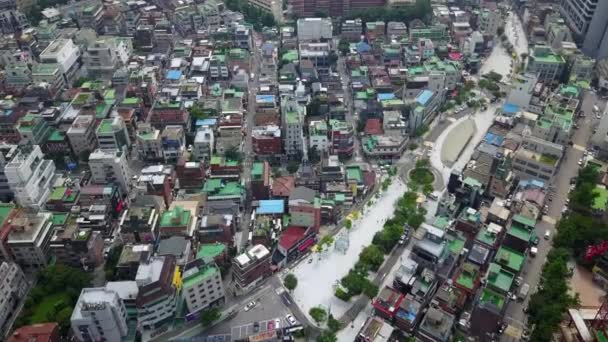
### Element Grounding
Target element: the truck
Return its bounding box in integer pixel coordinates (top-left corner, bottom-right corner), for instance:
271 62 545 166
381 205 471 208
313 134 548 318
518 283 530 300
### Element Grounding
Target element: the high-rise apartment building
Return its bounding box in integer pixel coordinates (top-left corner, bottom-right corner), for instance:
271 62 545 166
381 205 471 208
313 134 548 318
71 287 129 342
5 145 56 210
560 0 608 59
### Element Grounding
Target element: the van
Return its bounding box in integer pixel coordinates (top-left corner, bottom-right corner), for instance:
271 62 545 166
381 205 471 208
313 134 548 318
518 283 530 300
544 230 551 240
530 247 538 257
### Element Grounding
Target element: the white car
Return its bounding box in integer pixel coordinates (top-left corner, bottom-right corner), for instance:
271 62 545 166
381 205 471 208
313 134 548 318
274 318 281 329
286 314 297 326
244 301 256 311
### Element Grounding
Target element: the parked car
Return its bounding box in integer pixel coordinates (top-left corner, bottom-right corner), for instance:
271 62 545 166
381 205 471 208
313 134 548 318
244 301 256 311
518 283 530 300
544 230 551 240
253 322 260 333
274 318 281 330
286 314 297 326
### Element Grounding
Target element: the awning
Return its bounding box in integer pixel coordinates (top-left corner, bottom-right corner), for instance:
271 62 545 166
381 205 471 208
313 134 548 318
298 237 315 252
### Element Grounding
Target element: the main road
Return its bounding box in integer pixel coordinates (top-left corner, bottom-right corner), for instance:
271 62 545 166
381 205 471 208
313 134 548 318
501 91 603 340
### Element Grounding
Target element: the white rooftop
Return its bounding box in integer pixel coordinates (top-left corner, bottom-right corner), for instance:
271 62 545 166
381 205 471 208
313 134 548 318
135 256 165 287
105 281 139 300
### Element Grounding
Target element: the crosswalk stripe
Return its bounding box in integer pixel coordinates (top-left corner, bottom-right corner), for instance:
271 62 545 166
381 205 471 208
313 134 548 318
573 144 586 152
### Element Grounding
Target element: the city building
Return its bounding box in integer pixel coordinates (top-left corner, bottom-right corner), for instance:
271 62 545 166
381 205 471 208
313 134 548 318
96 117 131 153
83 37 131 78
0 144 17 202
560 0 608 59
5 145 56 210
193 126 214 161
526 45 566 82
506 73 537 111
67 115 98 158
181 259 225 315
4 210 54 270
135 256 178 330
16 113 51 146
136 123 163 162
232 244 271 294
119 205 161 244
252 125 282 156
39 38 81 83
246 0 282 23
7 323 60 342
251 162 271 200
296 18 332 41
31 63 65 97
71 287 129 342
88 149 131 193
0 261 27 330
161 125 185 163
288 186 321 231
49 223 104 269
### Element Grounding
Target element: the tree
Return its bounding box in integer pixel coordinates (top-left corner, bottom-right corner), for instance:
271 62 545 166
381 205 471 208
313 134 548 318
224 145 242 162
363 282 379 298
104 244 124 281
287 160 301 173
338 39 350 56
408 143 418 150
345 219 352 230
309 306 328 325
189 103 209 119
317 331 338 342
200 307 221 326
359 245 385 271
327 314 341 333
423 183 434 195
284 274 298 292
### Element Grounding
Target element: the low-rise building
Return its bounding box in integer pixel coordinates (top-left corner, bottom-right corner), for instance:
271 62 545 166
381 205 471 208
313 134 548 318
136 123 163 162
135 256 178 330
71 287 129 342
67 115 98 158
182 259 225 315
96 117 131 153
88 149 131 193
193 127 214 162
232 244 271 294
5 145 56 210
0 261 27 330
526 45 566 83
5 210 53 270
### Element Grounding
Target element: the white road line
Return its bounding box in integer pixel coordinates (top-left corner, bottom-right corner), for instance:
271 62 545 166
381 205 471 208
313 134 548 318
573 144 586 151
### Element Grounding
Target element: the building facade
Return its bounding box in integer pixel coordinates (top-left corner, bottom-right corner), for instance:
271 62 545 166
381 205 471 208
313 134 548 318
5 145 56 210
71 287 129 342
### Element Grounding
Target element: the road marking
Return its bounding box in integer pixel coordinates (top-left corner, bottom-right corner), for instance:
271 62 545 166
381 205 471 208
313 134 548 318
542 215 556 225
573 144 586 152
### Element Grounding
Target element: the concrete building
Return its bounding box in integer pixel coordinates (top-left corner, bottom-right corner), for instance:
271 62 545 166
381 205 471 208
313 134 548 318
161 125 185 163
282 99 304 158
182 259 225 314
568 54 595 83
0 144 17 202
232 244 271 294
252 125 282 156
247 0 282 23
4 64 31 90
16 113 50 146
193 126 214 162
290 0 386 18
297 18 332 41
5 211 54 270
506 73 538 111
135 256 177 330
136 123 163 162
71 287 128 342
560 0 608 59
67 115 98 158
88 149 131 193
39 38 80 83
49 225 104 269
0 261 27 330
526 45 566 82
5 145 56 210
83 37 131 78
512 143 560 182
479 8 500 36
96 117 131 153
31 63 65 97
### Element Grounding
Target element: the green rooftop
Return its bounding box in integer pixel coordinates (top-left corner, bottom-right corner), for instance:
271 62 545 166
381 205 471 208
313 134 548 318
50 187 67 201
47 129 65 142
252 162 264 178
487 263 515 292
160 206 191 227
97 119 114 134
593 186 608 211
0 203 15 226
202 178 222 193
197 243 226 262
182 264 219 289
455 263 479 290
508 223 532 242
531 53 565 64
512 214 535 229
51 212 68 226
285 111 300 124
433 216 450 230
346 166 363 183
476 227 498 246
479 287 506 309
122 97 141 105
73 92 94 105
32 63 59 75
495 246 525 272
448 236 466 255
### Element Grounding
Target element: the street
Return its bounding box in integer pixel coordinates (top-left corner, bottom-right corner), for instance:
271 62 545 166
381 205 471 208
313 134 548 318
501 90 604 340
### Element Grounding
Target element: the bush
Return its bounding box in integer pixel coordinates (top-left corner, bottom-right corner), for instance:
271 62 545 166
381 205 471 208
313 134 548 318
334 287 352 301
408 143 418 150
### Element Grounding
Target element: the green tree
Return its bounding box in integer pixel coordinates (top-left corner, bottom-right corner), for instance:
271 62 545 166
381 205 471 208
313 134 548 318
284 273 298 292
359 245 385 271
363 282 379 298
287 160 301 173
104 244 124 281
317 331 338 342
327 314 341 333
345 219 352 230
200 307 221 326
309 306 328 324
189 103 209 119
338 39 350 56
423 183 434 195
224 145 242 162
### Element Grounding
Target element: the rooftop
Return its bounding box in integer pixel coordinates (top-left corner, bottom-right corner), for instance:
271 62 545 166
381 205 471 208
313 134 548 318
495 246 525 272
182 262 219 289
196 243 226 262
487 263 515 292
479 287 506 310
159 206 191 227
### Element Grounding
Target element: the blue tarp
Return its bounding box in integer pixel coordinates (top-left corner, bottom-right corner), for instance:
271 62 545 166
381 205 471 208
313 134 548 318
356 42 371 53
256 95 275 103
415 90 434 106
502 103 520 114
195 119 217 127
166 70 182 80
484 132 504 147
257 200 285 214
377 93 396 101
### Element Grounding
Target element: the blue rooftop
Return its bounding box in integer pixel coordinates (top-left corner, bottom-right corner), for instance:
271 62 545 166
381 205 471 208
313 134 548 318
196 118 217 127
356 41 371 53
166 70 182 80
484 132 504 147
257 200 285 215
256 95 275 103
415 90 434 106
520 179 545 189
377 93 396 101
502 103 519 115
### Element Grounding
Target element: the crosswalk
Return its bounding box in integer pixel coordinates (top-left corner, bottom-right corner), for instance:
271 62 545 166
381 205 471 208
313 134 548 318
541 215 556 225
572 144 586 152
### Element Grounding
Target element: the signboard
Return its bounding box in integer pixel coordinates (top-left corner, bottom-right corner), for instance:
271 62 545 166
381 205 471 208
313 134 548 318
248 330 277 342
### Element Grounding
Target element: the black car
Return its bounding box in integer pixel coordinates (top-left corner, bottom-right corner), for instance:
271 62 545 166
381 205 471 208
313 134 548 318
253 322 260 333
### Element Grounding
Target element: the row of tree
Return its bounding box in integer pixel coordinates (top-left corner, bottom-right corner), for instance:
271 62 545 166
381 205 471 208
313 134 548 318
528 166 608 340
224 0 276 30
343 0 432 25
